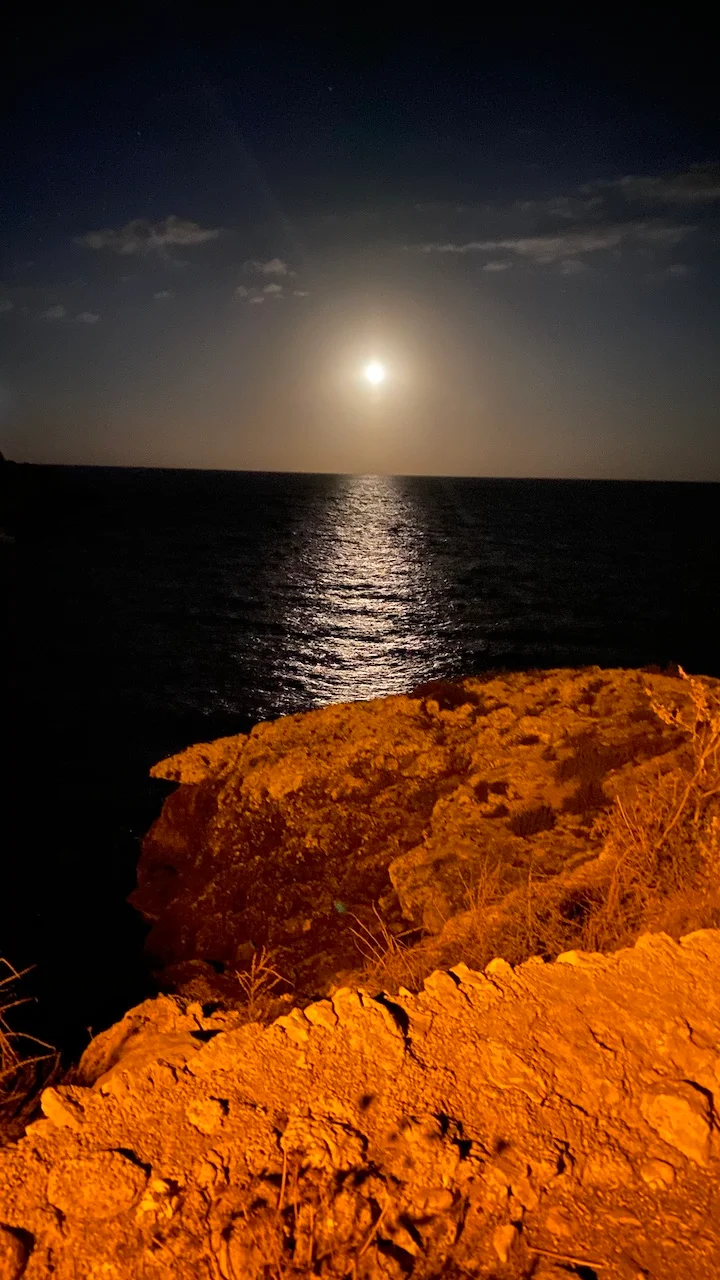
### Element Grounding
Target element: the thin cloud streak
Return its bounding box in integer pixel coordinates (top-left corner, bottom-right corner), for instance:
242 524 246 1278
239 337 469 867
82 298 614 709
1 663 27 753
76 216 220 255
415 220 692 264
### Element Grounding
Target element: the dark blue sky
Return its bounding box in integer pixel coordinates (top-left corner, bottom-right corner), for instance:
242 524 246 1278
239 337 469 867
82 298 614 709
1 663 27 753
2 14 719 477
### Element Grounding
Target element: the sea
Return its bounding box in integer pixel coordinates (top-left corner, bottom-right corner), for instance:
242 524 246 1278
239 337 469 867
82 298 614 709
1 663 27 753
3 465 720 1049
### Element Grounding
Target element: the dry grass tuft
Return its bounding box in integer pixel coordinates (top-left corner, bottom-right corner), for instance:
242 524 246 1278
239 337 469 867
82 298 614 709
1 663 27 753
451 865 591 974
349 907 428 994
368 670 720 989
1 960 57 1146
450 668 720 971
234 946 288 1022
212 1155 397 1278
583 668 720 949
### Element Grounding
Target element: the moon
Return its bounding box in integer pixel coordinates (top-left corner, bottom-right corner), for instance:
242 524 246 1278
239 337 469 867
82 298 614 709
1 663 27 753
363 360 386 386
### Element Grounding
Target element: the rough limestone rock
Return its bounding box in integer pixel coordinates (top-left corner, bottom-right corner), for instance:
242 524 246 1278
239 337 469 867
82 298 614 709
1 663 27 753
132 667 690 997
1 931 720 1277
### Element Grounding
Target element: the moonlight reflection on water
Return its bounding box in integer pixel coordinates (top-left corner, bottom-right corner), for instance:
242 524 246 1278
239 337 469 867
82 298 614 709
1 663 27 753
272 474 452 707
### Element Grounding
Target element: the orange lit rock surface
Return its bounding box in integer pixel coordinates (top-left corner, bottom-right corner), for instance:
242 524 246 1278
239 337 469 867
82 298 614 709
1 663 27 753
132 667 691 998
1 931 720 1276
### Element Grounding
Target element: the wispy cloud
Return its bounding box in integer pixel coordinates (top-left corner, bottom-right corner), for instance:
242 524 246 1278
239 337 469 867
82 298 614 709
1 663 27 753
42 304 67 321
587 163 720 206
235 284 270 304
76 311 101 324
236 277 307 304
0 300 13 314
516 194 605 220
153 290 174 300
519 165 720 224
243 257 293 277
407 163 713 280
76 215 220 255
416 220 692 265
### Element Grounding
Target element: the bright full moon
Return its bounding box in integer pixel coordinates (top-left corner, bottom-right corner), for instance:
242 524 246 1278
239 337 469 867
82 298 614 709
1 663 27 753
363 360 386 385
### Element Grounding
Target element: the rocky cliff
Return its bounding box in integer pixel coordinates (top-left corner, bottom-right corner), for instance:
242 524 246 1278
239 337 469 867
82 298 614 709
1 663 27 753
132 666 711 1004
1 930 720 1277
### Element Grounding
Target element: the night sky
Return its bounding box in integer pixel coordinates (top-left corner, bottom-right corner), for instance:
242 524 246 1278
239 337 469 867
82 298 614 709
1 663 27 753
2 15 719 478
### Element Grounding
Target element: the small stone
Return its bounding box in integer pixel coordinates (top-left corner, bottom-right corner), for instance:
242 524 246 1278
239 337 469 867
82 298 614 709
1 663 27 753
492 1222 519 1263
186 1097 225 1134
418 1187 454 1214
47 1151 146 1219
640 1158 676 1188
275 1008 310 1044
331 988 363 1024
640 1089 712 1166
304 1000 338 1029
544 1206 574 1238
510 1173 539 1211
449 962 491 989
423 970 464 1002
41 1086 84 1131
136 1177 179 1221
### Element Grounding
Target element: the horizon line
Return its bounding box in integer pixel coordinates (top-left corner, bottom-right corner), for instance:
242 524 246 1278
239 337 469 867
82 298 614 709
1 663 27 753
4 459 719 484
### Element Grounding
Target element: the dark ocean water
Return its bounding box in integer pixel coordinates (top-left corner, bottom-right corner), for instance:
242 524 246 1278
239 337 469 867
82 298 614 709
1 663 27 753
3 465 720 1047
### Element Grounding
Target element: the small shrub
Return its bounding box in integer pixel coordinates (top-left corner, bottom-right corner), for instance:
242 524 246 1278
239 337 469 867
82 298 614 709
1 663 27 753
561 778 609 816
508 804 557 838
1 961 57 1146
235 947 287 1022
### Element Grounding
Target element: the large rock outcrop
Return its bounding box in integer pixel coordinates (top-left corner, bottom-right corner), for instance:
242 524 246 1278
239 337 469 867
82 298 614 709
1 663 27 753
1 931 720 1277
132 667 691 999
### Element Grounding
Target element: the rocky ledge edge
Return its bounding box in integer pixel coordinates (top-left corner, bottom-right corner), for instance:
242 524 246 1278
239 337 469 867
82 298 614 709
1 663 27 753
2 928 720 1278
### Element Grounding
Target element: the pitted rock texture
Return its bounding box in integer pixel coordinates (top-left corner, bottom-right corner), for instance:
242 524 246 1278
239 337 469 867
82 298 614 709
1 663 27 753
1 931 720 1277
132 667 691 997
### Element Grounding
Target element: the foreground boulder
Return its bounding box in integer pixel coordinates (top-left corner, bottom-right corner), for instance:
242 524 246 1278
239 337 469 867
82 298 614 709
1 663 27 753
132 667 693 999
1 931 720 1276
